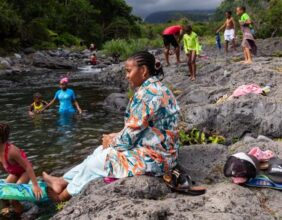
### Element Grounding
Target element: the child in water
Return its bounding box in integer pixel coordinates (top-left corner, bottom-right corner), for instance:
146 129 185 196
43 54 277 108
183 25 200 81
29 92 48 115
0 123 42 215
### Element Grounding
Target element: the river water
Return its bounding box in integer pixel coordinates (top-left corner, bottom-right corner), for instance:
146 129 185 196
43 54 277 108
0 67 124 219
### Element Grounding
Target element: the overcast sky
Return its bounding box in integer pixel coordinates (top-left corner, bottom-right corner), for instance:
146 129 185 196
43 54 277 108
126 0 223 17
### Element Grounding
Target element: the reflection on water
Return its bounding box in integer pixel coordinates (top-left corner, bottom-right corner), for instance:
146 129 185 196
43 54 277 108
0 69 124 179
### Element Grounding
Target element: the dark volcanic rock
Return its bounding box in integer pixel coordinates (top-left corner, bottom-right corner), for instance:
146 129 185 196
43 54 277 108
182 94 282 141
32 52 75 69
104 93 129 112
53 138 282 220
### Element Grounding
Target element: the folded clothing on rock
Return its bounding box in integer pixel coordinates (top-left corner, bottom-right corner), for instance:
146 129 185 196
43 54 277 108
231 84 263 98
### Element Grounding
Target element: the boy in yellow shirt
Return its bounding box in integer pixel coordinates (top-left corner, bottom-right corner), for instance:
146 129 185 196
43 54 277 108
183 25 200 81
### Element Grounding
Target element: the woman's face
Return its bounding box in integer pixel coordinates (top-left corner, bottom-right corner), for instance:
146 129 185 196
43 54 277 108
125 59 149 88
60 83 67 90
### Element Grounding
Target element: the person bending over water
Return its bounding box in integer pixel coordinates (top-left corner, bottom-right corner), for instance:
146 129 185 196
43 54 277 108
42 51 180 202
41 77 82 114
216 11 236 53
29 92 48 116
0 124 42 215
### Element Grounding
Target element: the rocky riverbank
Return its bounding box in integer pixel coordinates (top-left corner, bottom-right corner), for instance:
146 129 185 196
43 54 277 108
0 47 117 77
53 37 282 220
1 37 282 219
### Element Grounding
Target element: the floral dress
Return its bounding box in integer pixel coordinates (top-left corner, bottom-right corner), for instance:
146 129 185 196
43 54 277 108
105 76 180 178
63 77 180 195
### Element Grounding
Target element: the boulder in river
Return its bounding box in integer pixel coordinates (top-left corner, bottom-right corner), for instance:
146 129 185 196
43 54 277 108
104 93 129 112
32 52 75 69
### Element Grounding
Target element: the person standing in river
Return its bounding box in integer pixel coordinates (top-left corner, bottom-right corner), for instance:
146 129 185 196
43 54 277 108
236 6 257 64
162 25 184 66
216 11 236 53
41 77 82 114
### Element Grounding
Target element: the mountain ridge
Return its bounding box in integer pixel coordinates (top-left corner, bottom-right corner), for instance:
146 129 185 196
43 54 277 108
145 10 215 23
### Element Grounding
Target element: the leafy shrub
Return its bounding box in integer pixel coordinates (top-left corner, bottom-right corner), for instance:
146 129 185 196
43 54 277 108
179 128 225 146
103 38 162 60
55 33 81 47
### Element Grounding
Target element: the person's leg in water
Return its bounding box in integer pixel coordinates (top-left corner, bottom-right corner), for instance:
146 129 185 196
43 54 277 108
187 52 192 78
191 51 197 81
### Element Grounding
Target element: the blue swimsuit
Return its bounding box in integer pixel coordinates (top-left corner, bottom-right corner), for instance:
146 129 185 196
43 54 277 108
54 88 76 113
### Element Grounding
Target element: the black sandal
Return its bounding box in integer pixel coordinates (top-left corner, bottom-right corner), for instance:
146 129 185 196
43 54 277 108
163 168 206 196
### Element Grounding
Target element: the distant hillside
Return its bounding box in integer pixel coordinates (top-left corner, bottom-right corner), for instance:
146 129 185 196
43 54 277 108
145 10 215 23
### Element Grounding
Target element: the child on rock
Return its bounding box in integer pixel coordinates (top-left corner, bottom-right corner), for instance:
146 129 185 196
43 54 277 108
183 25 200 81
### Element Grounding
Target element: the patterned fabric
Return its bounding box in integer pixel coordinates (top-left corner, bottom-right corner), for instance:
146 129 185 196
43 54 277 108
105 76 180 178
0 179 48 202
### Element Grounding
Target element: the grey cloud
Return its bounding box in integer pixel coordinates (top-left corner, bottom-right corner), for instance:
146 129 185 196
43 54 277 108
126 0 223 17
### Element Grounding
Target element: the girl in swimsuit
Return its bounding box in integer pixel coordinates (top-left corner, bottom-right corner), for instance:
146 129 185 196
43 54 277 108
0 123 42 215
29 92 48 116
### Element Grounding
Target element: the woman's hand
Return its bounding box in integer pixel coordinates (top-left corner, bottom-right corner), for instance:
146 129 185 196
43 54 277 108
77 107 82 114
32 184 43 200
102 133 117 149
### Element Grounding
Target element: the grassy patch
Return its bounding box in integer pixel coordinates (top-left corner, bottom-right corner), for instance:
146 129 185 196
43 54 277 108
102 38 162 60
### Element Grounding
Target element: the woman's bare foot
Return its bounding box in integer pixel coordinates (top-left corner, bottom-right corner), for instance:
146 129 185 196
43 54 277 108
42 172 67 194
191 77 196 81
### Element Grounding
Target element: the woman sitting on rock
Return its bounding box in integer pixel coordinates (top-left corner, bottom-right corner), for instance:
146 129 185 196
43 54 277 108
43 51 181 202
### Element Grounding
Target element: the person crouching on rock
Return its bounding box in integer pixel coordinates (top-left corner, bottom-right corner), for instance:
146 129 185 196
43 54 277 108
42 51 180 202
236 6 257 64
183 25 200 81
162 25 184 66
41 77 82 114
